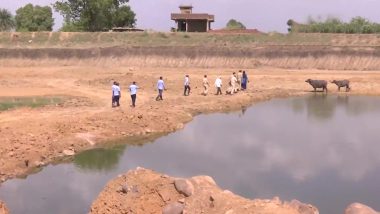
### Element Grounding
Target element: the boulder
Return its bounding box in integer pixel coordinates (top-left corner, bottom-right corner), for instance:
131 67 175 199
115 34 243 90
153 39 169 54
174 179 194 197
287 200 319 214
345 203 379 214
162 202 184 214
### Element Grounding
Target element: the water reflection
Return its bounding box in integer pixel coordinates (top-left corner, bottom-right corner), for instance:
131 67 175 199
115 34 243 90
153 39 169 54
74 145 126 172
291 94 380 121
1 95 380 214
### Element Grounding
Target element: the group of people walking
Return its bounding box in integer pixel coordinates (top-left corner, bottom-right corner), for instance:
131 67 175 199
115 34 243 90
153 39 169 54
225 70 249 95
111 70 249 108
111 81 139 108
183 70 249 97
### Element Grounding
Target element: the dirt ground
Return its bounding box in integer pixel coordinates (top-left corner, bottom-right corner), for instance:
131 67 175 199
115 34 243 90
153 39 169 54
1 65 380 184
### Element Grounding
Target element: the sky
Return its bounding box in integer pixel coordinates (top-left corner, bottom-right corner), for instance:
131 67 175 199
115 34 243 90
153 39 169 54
2 0 380 32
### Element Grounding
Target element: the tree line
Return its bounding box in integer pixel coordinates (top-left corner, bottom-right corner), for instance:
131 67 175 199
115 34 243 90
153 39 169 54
287 17 380 34
0 0 136 32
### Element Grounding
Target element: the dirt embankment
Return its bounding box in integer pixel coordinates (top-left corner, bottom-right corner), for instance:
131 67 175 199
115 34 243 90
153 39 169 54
2 45 380 70
0 201 9 214
90 168 319 214
91 168 380 214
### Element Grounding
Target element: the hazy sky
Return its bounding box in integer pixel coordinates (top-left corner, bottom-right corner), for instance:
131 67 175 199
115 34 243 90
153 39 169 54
2 0 380 32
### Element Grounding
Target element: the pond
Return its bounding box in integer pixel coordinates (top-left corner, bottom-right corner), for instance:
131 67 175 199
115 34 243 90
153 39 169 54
1 94 380 214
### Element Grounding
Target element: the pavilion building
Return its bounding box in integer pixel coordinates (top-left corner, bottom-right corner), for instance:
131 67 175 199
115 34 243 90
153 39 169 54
171 6 215 32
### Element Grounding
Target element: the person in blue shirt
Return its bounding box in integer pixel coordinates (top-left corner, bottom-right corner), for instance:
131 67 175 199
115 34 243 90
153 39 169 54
241 70 249 90
129 81 139 107
156 76 165 101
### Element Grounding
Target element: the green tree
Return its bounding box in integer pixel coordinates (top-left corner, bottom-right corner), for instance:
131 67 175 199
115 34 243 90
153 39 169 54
54 0 136 32
226 19 246 30
287 19 294 32
113 5 136 28
0 9 15 31
15 4 54 31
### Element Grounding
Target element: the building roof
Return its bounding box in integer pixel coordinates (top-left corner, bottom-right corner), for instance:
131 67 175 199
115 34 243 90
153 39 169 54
179 5 193 9
171 13 215 21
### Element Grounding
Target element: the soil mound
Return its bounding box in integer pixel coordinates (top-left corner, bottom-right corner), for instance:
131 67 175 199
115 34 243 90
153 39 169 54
0 201 9 214
90 168 319 214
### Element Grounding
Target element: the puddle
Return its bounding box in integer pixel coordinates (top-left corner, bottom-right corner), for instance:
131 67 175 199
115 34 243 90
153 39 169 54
1 95 380 214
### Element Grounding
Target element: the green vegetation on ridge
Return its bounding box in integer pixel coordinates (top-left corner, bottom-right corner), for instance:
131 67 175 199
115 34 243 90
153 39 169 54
3 31 380 48
288 17 380 34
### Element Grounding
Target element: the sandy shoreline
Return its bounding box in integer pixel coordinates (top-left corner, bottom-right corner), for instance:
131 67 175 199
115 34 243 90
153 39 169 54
0 66 380 184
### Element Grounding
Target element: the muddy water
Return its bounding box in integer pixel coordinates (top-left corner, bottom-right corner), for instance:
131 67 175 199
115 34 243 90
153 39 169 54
1 95 380 214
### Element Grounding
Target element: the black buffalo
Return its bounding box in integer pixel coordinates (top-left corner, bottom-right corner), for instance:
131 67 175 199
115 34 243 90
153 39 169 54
305 79 328 92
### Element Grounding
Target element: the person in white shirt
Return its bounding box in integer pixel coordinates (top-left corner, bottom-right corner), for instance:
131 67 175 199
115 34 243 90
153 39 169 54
156 76 165 101
184 74 191 96
215 76 222 95
112 81 121 107
129 81 139 107
230 72 238 94
202 75 210 96
237 70 243 91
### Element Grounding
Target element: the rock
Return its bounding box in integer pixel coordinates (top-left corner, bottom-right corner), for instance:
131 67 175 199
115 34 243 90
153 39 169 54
287 200 319 214
121 184 128 194
90 169 319 214
24 160 29 167
345 203 379 214
174 179 194 197
225 209 235 214
62 149 75 156
272 196 281 205
130 185 139 193
176 123 184 130
162 202 184 214
158 189 172 202
33 161 45 167
136 167 145 171
191 176 216 186
0 200 9 214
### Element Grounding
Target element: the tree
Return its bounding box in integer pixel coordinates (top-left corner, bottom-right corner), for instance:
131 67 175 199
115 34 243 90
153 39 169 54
15 4 54 31
54 0 136 32
0 9 15 31
113 5 136 28
226 19 246 30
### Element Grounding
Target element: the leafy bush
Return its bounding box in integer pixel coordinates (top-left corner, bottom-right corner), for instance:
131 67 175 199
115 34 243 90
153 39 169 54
226 19 246 30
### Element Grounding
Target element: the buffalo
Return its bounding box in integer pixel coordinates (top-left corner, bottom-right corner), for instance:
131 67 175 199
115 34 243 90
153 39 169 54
331 80 351 92
305 79 328 92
